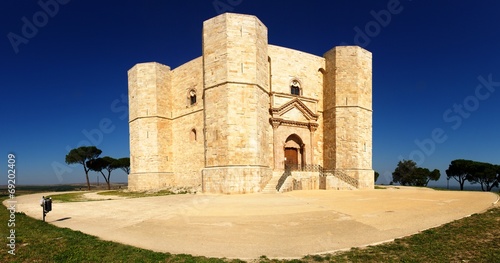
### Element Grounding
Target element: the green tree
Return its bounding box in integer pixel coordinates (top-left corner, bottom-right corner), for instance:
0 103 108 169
117 157 130 174
86 156 119 190
392 160 417 186
468 162 499 191
392 160 440 186
497 165 500 190
413 167 441 186
446 159 474 191
429 169 441 185
65 146 102 190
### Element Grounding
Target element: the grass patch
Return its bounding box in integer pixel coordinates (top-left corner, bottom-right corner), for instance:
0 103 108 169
50 192 89 203
98 189 188 198
0 208 240 263
48 188 192 203
297 206 500 263
1 187 498 262
0 185 82 197
0 185 190 202
374 185 400 190
2 205 498 263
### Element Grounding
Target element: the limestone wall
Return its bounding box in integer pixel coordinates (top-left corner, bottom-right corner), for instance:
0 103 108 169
201 13 272 193
323 175 358 190
171 57 204 118
202 167 272 194
202 13 268 89
202 13 270 166
127 13 374 193
128 62 174 191
268 45 324 104
323 46 374 189
170 57 204 190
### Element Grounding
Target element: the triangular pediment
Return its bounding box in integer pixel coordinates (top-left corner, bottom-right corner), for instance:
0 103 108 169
282 107 309 122
271 98 318 121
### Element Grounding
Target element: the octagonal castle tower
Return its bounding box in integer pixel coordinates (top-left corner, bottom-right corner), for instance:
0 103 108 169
128 13 374 193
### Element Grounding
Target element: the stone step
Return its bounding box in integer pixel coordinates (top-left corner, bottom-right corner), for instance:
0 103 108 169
261 175 282 194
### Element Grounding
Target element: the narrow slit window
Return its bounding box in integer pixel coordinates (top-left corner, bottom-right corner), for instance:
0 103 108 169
189 89 197 105
190 129 197 141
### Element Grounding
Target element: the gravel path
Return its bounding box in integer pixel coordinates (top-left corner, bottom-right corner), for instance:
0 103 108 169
10 187 499 259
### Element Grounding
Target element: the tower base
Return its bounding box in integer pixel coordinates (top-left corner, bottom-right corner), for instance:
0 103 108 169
128 172 175 191
202 166 272 194
341 169 375 189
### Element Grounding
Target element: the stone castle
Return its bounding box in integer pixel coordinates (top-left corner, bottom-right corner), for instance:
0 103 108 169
128 13 374 193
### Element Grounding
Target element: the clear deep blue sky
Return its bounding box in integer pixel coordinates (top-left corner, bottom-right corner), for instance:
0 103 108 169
1 0 499 188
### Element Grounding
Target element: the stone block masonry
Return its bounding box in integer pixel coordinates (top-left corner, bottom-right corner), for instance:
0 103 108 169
128 13 374 193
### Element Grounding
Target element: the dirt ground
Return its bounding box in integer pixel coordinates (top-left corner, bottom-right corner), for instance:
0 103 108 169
12 187 499 259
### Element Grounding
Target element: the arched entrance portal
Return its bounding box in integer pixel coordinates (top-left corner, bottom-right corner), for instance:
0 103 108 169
284 134 305 170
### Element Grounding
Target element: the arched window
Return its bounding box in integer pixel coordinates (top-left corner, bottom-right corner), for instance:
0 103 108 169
190 129 197 141
189 89 197 105
290 79 301 96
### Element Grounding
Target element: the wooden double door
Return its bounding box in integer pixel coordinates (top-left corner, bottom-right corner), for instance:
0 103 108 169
285 147 298 169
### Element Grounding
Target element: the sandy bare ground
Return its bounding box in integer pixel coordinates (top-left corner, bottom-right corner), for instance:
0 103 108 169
10 187 499 259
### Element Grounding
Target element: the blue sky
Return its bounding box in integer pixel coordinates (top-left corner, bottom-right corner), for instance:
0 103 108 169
1 0 499 188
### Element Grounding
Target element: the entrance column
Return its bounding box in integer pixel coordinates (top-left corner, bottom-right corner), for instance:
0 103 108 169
271 120 281 170
309 124 318 166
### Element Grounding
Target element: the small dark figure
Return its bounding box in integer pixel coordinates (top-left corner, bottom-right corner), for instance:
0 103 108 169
40 196 52 222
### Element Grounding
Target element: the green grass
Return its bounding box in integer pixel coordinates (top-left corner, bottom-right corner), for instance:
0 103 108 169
50 192 90 202
0 185 81 197
374 185 400 190
0 186 498 262
0 191 243 263
0 210 241 263
0 185 93 203
97 189 185 198
39 187 190 203
298 206 500 263
50 189 185 203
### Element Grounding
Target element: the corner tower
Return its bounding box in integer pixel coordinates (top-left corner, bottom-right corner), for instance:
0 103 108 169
323 46 374 189
128 62 173 191
201 13 272 193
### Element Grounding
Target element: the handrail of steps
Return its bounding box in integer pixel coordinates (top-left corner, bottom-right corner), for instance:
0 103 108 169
275 164 358 190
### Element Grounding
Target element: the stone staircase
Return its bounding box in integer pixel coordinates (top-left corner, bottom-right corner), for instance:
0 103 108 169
261 167 360 193
322 170 358 190
261 173 282 194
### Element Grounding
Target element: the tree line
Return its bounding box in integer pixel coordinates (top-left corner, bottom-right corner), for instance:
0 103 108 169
384 159 499 191
445 159 499 191
391 160 440 187
65 146 130 190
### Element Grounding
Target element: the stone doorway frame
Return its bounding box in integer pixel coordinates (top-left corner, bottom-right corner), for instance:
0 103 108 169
284 134 305 170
